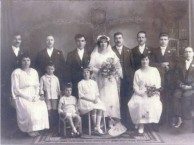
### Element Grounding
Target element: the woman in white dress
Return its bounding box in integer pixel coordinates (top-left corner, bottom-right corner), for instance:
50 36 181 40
128 54 162 134
11 54 49 137
78 68 106 134
89 35 123 128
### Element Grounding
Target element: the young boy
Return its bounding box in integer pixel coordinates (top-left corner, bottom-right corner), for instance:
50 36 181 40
40 62 60 127
58 83 81 137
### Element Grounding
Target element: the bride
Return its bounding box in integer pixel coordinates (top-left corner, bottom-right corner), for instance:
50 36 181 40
89 35 125 134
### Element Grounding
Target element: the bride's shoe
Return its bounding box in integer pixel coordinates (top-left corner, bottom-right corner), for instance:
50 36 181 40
94 127 104 135
138 124 144 134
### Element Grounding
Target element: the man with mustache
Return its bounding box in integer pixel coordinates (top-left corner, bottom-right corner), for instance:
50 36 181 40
36 35 66 85
131 31 153 71
5 33 26 105
112 32 134 130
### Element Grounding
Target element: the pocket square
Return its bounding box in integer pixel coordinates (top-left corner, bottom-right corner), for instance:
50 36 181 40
192 64 194 67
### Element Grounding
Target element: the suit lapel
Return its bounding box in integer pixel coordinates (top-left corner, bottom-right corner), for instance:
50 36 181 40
187 59 194 76
74 49 82 66
112 46 121 58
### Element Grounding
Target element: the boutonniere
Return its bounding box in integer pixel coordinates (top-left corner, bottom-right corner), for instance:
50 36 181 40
148 51 151 53
57 52 60 54
167 50 171 53
192 64 194 67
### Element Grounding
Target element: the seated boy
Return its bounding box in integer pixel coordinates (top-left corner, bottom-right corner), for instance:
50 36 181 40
58 83 81 137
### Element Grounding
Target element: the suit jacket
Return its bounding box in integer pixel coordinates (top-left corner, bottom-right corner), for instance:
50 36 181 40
175 59 194 89
112 45 134 82
152 46 176 88
131 45 153 70
4 48 25 92
35 48 66 81
66 49 90 84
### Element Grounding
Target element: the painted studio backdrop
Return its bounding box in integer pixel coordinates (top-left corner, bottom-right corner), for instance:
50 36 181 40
1 0 193 129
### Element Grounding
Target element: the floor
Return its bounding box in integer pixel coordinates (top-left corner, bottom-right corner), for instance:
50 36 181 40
1 118 194 145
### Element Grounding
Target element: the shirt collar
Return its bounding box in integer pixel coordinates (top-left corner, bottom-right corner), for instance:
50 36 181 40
185 59 193 63
12 46 20 50
139 44 145 49
47 47 54 51
77 48 84 52
116 45 123 50
45 74 54 78
160 46 167 50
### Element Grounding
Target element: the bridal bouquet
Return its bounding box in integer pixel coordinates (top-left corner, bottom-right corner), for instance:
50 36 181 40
145 85 162 97
99 57 119 79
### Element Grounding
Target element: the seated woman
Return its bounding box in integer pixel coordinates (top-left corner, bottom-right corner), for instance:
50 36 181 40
128 54 162 134
78 68 106 135
11 54 49 137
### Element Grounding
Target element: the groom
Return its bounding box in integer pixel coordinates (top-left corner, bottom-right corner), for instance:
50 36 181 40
66 34 90 98
112 32 134 130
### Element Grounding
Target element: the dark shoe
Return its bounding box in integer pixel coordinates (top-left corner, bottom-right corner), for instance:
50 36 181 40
75 131 81 137
152 124 159 132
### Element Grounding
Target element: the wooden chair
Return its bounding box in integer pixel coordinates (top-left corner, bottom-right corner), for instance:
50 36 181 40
58 114 82 137
87 111 106 135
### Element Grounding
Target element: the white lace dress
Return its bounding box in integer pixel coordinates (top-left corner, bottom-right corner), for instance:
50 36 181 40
128 67 162 124
11 68 49 132
89 50 122 119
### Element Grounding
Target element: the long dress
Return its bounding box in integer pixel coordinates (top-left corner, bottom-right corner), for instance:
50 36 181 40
11 68 49 132
89 49 122 119
128 67 162 124
78 79 106 114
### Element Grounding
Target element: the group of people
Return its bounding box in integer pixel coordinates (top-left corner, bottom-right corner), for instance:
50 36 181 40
7 31 194 137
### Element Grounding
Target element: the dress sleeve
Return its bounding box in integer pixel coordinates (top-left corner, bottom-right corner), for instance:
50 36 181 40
133 71 146 96
113 52 123 78
11 70 32 101
89 53 99 75
78 81 85 99
154 68 161 89
94 81 100 97
39 76 44 95
34 70 40 96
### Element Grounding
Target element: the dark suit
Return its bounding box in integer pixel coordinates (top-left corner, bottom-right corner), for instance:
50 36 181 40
131 45 153 71
173 59 194 119
36 48 66 83
112 45 134 129
152 46 177 124
5 48 25 93
66 49 90 98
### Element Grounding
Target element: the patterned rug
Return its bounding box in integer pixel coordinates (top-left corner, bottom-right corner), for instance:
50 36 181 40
34 127 164 144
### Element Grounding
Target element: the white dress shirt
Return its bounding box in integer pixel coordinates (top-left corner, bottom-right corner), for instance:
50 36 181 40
77 48 84 61
185 59 193 70
47 47 54 57
160 46 167 56
138 44 146 54
116 45 123 55
12 46 20 57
